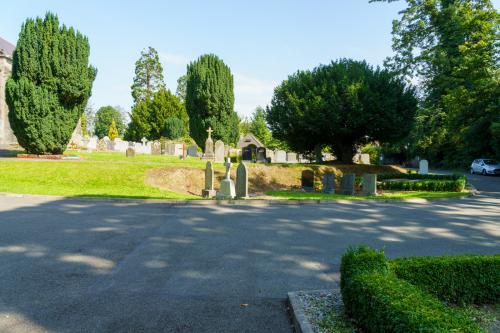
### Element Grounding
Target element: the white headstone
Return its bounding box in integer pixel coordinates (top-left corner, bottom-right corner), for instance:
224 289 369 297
274 150 286 163
214 140 225 163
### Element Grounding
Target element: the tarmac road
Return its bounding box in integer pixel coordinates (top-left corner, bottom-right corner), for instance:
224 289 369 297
0 175 498 332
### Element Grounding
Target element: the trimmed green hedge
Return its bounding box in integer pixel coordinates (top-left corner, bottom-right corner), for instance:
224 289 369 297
340 246 493 333
390 255 500 305
378 173 464 181
378 178 466 192
377 173 467 192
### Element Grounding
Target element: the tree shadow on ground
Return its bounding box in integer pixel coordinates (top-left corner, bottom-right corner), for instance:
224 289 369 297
0 192 498 332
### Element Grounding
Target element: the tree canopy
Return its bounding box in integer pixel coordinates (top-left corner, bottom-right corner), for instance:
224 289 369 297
94 105 125 139
266 59 417 163
6 12 97 154
185 54 239 147
131 47 165 103
125 89 188 141
372 0 500 166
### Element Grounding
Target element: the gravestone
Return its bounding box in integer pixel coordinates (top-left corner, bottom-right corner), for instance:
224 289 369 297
187 144 198 157
214 140 225 163
301 170 315 192
274 150 286 163
340 174 356 195
203 127 215 160
151 140 161 155
81 137 90 150
359 154 370 165
126 147 135 158
236 162 249 199
96 138 106 151
419 159 429 175
287 152 298 163
322 173 335 194
362 174 377 196
165 143 175 156
256 147 266 162
202 161 216 198
216 158 236 199
266 149 275 163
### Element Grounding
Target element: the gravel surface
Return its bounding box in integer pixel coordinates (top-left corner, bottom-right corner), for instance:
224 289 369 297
295 289 354 333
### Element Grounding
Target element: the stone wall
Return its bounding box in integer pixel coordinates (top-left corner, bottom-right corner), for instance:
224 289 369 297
0 50 18 146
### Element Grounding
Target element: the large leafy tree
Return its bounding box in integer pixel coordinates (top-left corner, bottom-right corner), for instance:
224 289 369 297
6 12 97 154
266 59 417 163
372 0 500 166
131 47 165 103
185 54 239 147
94 106 126 139
249 106 272 145
125 89 188 141
176 74 187 103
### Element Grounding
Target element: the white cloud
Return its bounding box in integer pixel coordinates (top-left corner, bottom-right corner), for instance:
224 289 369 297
233 73 277 117
159 52 189 66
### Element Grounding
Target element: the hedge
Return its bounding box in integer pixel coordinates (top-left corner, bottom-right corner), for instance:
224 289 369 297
390 255 500 305
378 178 466 192
340 246 487 333
377 173 464 181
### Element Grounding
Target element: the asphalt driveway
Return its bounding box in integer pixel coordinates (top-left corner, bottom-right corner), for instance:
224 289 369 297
0 175 498 332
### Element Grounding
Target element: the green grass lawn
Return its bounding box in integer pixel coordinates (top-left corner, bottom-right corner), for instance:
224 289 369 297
265 190 471 200
0 151 471 201
0 159 197 199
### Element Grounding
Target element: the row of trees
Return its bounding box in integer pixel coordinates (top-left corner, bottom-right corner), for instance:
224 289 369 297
124 50 239 147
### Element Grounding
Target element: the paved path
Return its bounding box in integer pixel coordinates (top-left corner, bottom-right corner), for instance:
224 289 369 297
0 176 498 332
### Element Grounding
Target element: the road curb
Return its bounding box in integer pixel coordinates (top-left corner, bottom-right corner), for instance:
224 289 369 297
0 192 473 206
287 291 316 333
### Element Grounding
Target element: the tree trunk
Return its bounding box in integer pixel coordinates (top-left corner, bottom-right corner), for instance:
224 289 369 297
333 144 355 164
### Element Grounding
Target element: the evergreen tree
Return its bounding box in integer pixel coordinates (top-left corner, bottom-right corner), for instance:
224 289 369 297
125 89 188 141
266 59 417 163
176 74 187 103
131 47 165 103
162 117 184 140
6 12 97 154
94 106 125 139
81 113 88 137
249 107 272 145
186 54 239 147
124 100 152 141
108 119 119 141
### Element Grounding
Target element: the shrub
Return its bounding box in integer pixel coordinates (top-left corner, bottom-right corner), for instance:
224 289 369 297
340 246 485 333
390 255 500 305
379 178 466 192
377 173 466 192
6 13 96 154
162 117 184 140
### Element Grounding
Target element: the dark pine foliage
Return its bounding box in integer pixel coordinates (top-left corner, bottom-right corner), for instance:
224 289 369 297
185 54 239 147
6 12 96 154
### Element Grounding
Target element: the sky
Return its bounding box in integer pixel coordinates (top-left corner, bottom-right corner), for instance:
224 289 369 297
1 0 498 119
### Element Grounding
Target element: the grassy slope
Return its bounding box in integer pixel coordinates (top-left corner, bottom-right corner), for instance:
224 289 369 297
0 160 197 199
0 151 468 200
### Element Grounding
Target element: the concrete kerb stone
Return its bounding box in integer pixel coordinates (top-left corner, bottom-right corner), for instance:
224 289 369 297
288 291 316 333
0 192 473 206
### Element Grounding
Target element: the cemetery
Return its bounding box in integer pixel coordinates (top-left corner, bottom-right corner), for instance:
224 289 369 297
0 4 498 333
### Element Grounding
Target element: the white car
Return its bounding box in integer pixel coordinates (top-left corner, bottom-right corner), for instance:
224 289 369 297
470 158 500 175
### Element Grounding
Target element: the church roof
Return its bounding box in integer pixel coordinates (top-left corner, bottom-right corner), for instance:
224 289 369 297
0 36 15 57
237 133 265 149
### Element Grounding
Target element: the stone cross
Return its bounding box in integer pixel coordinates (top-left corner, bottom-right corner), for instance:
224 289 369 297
207 127 213 139
224 157 232 180
141 137 147 146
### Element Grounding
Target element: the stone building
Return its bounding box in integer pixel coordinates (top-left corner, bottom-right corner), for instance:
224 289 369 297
0 36 83 150
237 133 266 161
0 36 17 146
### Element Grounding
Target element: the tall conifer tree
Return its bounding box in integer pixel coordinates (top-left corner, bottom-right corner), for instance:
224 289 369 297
185 54 239 147
6 12 97 154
